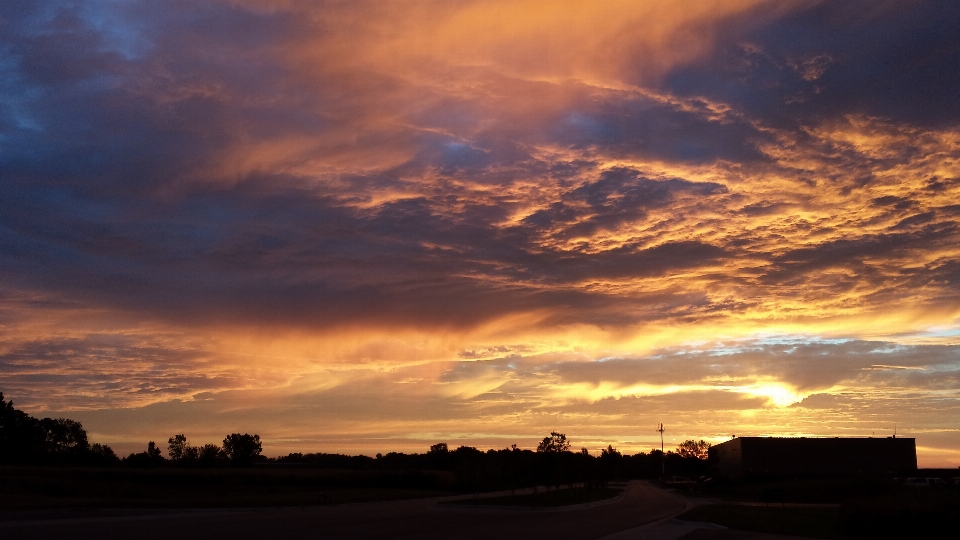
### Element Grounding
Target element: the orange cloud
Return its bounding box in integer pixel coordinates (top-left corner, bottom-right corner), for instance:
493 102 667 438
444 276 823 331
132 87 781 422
2 0 960 467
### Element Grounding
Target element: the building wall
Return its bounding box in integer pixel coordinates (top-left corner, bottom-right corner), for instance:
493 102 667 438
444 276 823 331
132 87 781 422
710 437 917 479
710 437 742 478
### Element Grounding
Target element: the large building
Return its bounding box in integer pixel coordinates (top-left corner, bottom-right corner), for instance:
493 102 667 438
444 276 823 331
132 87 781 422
709 437 917 479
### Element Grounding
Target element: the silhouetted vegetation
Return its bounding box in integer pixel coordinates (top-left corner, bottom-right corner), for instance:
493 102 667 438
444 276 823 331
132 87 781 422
0 392 117 466
3 390 712 488
124 441 166 467
676 439 710 460
0 393 267 470
536 431 571 453
5 389 958 536
222 433 262 465
165 434 230 466
270 435 710 494
4 392 716 511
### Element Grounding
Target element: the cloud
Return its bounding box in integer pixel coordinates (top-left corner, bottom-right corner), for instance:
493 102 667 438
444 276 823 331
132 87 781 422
661 1 960 129
21 336 954 464
1 0 959 465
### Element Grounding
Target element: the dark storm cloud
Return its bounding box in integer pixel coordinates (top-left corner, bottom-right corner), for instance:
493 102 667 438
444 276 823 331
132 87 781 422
552 94 773 163
520 168 727 240
1 7 742 330
5 0 955 338
762 222 958 284
661 0 960 130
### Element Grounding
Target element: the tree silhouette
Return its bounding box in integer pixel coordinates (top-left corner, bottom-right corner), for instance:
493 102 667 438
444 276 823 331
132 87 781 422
40 418 89 457
146 441 164 460
222 433 261 465
198 443 226 465
126 440 166 467
429 442 448 453
0 392 45 463
168 434 189 460
90 442 119 465
601 444 622 458
676 439 711 460
537 432 570 453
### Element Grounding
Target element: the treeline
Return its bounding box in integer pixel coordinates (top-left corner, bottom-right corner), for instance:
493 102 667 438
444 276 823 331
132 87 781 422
2 394 711 491
0 393 261 467
124 433 263 467
275 434 712 492
1 392 118 466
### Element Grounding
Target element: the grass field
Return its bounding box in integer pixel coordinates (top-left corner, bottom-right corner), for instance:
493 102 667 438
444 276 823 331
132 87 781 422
0 466 456 511
679 486 960 540
449 486 622 508
678 503 842 539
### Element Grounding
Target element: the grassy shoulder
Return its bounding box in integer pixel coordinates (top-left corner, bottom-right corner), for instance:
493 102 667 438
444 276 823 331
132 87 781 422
0 466 455 511
678 486 960 540
448 486 622 508
678 503 842 539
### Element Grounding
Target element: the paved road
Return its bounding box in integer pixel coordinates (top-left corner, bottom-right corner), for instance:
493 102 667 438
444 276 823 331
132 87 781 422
3 481 693 540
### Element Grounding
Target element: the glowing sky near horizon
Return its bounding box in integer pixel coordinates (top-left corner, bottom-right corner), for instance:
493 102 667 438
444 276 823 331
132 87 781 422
2 0 960 465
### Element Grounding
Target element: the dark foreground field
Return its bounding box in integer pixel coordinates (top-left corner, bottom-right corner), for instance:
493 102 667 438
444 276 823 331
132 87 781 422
0 466 455 511
1 480 689 540
5 467 959 539
449 486 623 507
673 477 960 539
679 504 841 539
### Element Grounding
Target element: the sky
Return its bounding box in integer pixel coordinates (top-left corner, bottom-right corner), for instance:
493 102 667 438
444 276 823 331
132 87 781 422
1 0 959 466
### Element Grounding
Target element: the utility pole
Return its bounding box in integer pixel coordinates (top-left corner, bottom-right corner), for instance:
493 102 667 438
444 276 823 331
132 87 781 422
658 423 665 478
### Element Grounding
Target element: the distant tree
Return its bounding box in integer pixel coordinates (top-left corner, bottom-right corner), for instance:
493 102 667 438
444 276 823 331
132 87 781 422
580 447 589 455
168 434 188 460
0 392 45 463
536 432 570 453
428 442 448 454
676 439 710 460
168 434 200 462
183 445 200 461
197 443 226 465
89 443 120 465
1 392 124 466
125 441 166 467
39 418 89 457
598 444 624 483
601 445 622 458
222 433 262 465
146 441 164 460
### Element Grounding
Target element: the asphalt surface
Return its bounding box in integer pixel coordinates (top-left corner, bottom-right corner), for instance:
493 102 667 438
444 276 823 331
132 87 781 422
2 481 691 540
